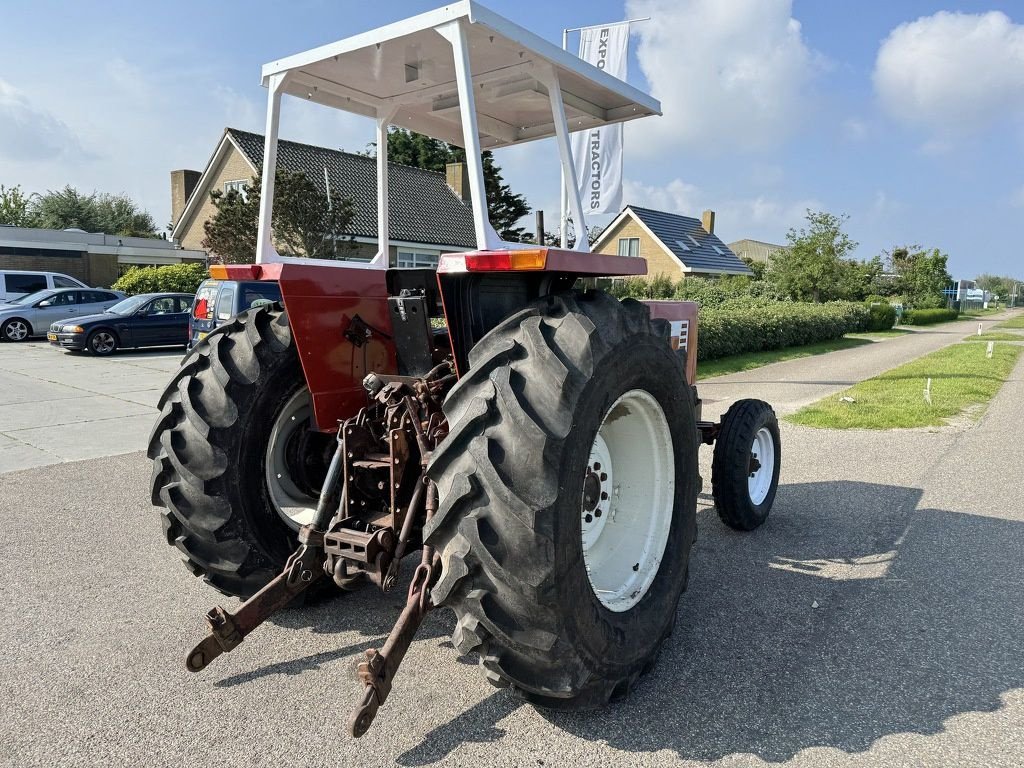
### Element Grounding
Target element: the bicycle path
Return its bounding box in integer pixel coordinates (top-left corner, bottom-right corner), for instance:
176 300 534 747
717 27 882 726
697 313 1016 419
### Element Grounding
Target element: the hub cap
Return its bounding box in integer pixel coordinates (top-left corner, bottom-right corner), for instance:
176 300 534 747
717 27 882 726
748 427 775 506
265 388 321 529
5 320 28 341
91 332 116 354
581 389 675 612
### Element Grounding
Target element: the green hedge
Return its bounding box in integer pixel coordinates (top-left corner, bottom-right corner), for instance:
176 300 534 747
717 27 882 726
901 308 959 326
696 301 870 361
112 263 208 296
865 303 897 331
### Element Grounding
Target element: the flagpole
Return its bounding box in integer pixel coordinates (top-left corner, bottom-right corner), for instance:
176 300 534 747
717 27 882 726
560 17 649 248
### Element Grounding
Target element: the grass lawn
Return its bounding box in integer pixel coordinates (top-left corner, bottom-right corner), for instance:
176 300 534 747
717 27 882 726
959 307 1002 318
962 331 1024 342
697 336 872 379
788 341 1023 429
998 314 1024 329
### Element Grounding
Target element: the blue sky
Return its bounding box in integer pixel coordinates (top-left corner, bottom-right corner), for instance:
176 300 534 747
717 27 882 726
1 1 1022 278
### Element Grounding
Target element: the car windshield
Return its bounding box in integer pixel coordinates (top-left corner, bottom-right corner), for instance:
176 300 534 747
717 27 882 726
9 290 54 305
106 296 150 315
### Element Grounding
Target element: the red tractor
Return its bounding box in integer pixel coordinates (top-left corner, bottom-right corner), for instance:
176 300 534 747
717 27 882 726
149 2 781 737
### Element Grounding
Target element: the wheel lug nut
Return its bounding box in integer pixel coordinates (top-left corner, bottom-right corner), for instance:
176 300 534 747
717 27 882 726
600 491 608 500
600 472 607 481
594 509 602 517
584 514 593 523
593 462 601 471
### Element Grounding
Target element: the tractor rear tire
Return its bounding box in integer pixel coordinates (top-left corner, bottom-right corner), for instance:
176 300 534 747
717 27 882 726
148 304 310 598
711 399 781 531
425 291 698 709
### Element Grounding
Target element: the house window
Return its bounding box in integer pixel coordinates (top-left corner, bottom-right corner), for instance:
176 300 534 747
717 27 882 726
223 180 248 200
675 239 691 252
396 250 440 268
617 237 640 257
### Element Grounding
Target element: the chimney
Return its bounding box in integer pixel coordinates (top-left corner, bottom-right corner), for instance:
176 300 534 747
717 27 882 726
445 162 471 204
701 209 715 235
170 169 202 228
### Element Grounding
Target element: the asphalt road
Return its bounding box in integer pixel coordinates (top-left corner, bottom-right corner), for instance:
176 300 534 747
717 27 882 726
2 339 1022 766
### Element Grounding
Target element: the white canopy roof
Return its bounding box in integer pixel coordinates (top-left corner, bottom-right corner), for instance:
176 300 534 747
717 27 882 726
260 1 661 149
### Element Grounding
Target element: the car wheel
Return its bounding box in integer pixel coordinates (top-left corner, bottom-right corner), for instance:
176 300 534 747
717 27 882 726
87 330 119 356
1 318 31 342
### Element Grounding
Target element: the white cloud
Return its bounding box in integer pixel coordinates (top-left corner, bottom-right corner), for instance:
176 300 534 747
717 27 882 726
0 78 84 162
873 11 1024 135
841 118 868 142
623 178 701 214
624 0 821 154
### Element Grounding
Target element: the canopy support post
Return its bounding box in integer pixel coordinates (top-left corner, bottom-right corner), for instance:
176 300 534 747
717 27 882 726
256 72 290 265
538 66 589 252
371 106 400 267
436 19 499 251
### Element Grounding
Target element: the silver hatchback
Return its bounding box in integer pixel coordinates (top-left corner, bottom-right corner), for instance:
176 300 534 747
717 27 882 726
0 288 126 342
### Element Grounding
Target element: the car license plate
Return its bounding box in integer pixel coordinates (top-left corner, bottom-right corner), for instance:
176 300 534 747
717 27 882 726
47 333 57 341
198 332 208 340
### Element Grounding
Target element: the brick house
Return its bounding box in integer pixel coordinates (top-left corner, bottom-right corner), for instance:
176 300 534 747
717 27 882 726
591 206 753 279
171 128 477 267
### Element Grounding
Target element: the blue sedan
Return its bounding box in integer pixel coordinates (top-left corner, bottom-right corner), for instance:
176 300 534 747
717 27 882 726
48 293 194 355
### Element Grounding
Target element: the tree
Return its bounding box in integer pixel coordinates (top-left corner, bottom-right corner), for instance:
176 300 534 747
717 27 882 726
202 170 355 264
25 186 158 237
768 210 860 302
381 128 531 242
884 245 952 308
975 274 1020 303
741 256 767 281
0 184 36 227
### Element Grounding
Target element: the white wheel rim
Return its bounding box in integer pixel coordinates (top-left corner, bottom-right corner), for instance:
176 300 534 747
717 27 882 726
748 427 775 506
265 387 318 529
581 389 675 613
6 321 28 340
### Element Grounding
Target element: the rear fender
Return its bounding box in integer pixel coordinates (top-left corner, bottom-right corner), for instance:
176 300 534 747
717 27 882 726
216 263 398 432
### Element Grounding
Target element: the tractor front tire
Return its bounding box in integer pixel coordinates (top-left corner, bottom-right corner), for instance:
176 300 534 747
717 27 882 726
148 304 310 598
711 399 781 531
425 291 698 709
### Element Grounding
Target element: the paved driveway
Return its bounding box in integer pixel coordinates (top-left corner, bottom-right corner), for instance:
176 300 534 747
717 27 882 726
0 340 181 472
2 355 1022 766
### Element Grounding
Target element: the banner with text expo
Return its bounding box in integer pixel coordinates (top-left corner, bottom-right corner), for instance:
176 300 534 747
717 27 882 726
571 23 629 216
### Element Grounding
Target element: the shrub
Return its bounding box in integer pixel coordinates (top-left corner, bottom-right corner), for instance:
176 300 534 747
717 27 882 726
865 302 897 331
113 263 208 296
902 308 959 326
696 301 869 361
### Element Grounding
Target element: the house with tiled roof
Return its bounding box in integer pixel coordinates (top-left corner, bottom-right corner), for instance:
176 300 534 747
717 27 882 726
592 205 753 278
170 128 477 267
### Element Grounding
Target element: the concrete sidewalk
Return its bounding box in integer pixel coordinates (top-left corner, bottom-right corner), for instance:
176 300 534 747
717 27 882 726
698 313 1014 419
0 341 180 472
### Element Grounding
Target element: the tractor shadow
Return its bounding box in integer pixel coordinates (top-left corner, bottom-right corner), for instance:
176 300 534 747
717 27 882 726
399 480 1024 764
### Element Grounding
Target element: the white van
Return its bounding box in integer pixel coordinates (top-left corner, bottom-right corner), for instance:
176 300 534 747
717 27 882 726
0 270 89 303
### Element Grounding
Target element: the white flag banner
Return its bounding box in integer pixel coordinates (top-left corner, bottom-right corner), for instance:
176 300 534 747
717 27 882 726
571 23 629 216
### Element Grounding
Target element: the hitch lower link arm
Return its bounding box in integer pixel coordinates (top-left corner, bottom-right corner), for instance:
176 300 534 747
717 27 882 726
348 480 440 738
184 431 347 673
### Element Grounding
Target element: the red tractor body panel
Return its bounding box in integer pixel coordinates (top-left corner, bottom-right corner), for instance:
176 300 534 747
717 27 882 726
216 262 397 432
214 255 693 430
642 300 700 386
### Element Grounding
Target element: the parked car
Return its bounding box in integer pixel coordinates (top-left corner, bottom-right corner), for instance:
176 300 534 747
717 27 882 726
48 292 195 355
0 270 89 302
0 288 125 342
189 278 281 348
